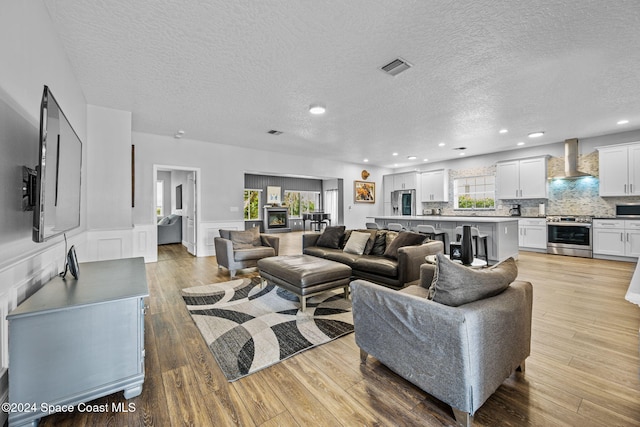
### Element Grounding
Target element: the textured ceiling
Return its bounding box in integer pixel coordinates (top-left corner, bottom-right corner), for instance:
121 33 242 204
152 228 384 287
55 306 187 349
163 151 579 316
43 0 640 168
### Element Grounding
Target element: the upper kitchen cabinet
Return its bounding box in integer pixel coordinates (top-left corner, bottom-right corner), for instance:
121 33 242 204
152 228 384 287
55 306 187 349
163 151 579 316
597 142 640 196
496 156 548 199
420 169 449 202
392 172 418 191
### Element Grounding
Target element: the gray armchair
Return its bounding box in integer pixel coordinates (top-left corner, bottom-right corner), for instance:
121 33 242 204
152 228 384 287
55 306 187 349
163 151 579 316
350 262 533 426
157 214 182 245
214 229 280 277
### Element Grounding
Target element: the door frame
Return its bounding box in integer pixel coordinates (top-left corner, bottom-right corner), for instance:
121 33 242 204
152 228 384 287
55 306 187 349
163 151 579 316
153 164 201 256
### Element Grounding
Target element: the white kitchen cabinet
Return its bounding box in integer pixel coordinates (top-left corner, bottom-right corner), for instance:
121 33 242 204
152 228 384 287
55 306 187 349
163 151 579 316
496 157 548 199
420 169 449 202
392 172 418 190
597 142 640 196
593 219 640 258
518 218 547 250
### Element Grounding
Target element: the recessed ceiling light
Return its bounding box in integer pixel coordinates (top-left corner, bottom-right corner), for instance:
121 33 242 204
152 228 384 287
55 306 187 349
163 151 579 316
394 163 398 167
528 131 545 138
423 158 429 162
363 158 369 162
499 129 508 134
438 142 446 147
309 103 326 115
617 119 629 125
459 152 466 156
174 129 185 139
517 141 525 146
407 155 417 160
392 152 398 156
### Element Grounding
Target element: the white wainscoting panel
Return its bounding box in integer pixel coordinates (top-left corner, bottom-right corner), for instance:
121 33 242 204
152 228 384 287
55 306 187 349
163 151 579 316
133 223 156 262
200 221 244 257
85 228 133 262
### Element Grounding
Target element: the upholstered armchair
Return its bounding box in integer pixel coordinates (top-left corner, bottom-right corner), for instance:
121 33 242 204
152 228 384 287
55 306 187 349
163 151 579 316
157 214 182 245
214 228 279 277
350 257 533 426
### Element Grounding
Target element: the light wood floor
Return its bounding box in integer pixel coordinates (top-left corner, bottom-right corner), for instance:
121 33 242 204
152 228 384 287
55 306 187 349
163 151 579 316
40 232 640 426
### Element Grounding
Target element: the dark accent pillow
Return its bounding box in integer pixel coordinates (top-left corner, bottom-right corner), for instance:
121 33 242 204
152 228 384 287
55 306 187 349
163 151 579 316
316 226 346 249
428 253 517 307
383 231 427 259
370 231 387 256
229 227 261 250
340 230 353 249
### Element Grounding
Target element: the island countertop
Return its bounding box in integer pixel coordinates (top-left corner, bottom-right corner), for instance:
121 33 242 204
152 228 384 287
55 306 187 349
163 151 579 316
369 215 521 223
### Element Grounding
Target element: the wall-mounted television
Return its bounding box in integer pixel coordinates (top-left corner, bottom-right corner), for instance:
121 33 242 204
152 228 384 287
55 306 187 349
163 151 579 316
25 86 83 243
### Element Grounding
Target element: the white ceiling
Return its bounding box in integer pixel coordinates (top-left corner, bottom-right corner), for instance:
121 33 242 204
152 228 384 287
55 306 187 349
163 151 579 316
43 0 640 168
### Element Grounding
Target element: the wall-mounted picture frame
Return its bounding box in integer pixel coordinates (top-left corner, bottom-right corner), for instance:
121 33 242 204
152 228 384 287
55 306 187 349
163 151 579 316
354 180 375 203
267 186 281 205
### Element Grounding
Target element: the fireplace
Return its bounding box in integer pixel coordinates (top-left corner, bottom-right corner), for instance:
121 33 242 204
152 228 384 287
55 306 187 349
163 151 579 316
264 207 291 233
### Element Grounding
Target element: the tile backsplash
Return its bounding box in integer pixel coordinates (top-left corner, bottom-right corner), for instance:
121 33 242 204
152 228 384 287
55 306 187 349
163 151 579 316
421 150 640 218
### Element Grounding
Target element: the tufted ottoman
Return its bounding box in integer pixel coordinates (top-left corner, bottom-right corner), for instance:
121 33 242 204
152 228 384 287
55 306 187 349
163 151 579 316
257 255 352 311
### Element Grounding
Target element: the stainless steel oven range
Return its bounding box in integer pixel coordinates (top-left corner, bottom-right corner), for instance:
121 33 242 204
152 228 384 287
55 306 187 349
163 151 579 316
546 216 593 258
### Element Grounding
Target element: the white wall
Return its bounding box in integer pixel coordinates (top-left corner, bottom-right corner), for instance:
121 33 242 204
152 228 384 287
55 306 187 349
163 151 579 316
0 1 88 421
132 132 391 232
87 105 132 229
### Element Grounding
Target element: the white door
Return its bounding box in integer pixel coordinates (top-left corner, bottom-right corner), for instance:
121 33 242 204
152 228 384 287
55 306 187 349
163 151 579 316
185 172 197 255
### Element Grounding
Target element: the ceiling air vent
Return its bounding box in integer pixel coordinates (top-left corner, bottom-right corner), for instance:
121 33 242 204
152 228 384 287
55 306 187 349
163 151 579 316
267 130 283 135
380 57 412 76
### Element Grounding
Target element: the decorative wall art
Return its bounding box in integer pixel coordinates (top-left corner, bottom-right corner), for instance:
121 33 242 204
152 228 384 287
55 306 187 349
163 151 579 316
267 186 281 205
354 181 375 203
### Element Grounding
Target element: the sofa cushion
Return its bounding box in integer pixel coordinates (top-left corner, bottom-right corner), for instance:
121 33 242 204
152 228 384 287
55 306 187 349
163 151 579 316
344 231 371 255
354 229 378 255
383 231 427 259
229 228 261 249
428 253 518 307
370 231 387 256
322 250 360 267
354 255 398 278
316 226 346 249
234 246 276 261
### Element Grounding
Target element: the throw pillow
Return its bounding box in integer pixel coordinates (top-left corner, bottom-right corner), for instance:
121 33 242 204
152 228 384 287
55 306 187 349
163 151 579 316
370 231 387 256
383 231 427 259
385 230 399 249
316 226 346 249
158 216 170 225
428 253 518 307
340 230 353 249
356 229 378 254
343 231 372 255
229 227 261 250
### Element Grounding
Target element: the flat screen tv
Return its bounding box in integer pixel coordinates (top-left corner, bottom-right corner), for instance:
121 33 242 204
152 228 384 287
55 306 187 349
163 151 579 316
32 86 83 242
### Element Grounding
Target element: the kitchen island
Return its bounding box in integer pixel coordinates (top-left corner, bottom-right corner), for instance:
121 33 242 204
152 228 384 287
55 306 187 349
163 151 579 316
368 215 520 263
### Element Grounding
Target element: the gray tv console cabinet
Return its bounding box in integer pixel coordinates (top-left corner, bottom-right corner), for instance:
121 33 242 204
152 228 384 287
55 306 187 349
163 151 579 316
7 257 149 427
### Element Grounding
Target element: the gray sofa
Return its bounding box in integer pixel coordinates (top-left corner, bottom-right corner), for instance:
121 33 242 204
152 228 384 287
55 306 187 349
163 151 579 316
157 214 182 245
350 261 533 426
303 230 443 289
214 229 280 277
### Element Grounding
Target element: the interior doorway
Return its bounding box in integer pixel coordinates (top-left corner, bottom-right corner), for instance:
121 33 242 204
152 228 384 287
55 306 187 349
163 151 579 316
153 165 201 257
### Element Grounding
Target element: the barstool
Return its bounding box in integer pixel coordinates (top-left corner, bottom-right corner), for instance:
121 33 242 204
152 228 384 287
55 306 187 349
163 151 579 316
455 226 489 265
387 223 405 231
366 222 381 230
414 224 448 254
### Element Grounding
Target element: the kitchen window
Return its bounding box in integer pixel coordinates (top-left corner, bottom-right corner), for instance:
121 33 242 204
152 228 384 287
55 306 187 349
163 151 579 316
454 176 496 210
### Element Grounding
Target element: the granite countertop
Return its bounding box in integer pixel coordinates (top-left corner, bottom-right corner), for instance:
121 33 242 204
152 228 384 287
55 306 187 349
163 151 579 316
371 215 521 223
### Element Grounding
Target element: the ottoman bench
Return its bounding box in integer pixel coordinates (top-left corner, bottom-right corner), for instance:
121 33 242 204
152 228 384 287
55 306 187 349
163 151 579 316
257 255 352 311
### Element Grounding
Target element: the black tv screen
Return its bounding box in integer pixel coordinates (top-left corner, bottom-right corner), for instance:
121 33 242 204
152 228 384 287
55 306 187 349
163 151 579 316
33 86 82 242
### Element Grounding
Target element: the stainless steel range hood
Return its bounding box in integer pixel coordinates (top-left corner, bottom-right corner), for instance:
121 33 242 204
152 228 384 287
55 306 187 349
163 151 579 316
553 138 591 179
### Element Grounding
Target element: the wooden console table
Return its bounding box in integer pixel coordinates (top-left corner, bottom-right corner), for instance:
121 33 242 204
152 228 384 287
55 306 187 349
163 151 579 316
7 257 149 427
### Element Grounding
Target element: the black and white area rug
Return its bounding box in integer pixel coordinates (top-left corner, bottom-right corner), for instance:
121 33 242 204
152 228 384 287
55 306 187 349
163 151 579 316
181 277 354 381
